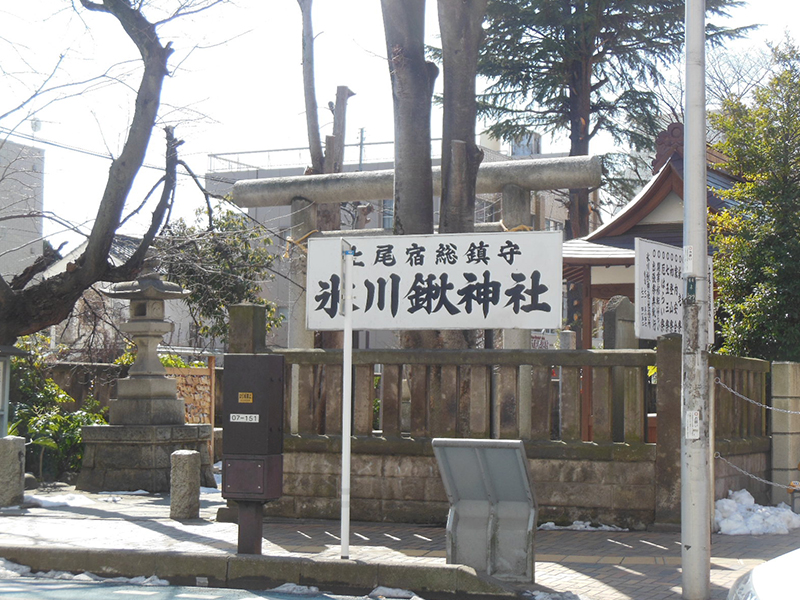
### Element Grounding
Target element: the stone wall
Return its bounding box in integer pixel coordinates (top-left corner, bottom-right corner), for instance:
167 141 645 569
166 367 213 425
257 437 658 529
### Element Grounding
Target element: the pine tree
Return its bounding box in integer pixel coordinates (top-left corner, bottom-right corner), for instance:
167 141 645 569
478 0 749 238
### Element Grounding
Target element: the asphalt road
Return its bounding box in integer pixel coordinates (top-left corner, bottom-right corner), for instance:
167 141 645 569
0 579 376 600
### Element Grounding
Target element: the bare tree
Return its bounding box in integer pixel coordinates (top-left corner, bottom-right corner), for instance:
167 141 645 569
380 0 439 236
0 1 220 346
437 0 488 235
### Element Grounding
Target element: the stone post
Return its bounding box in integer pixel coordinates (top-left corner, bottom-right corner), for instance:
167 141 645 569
771 362 800 507
603 296 636 350
654 334 682 525
603 296 636 442
289 198 316 435
228 304 267 354
170 450 201 520
0 436 25 507
501 184 533 438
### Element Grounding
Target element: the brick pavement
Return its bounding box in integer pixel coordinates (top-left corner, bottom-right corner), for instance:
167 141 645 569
1 484 799 599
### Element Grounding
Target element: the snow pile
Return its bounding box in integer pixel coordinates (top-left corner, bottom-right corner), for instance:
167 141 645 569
24 494 94 508
715 489 800 535
369 587 420 599
269 583 320 595
0 558 31 578
538 520 627 532
0 558 168 586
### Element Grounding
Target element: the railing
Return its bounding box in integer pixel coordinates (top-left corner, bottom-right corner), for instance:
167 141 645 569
279 348 657 444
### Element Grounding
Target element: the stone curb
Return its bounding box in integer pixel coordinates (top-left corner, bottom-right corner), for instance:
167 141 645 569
0 545 517 599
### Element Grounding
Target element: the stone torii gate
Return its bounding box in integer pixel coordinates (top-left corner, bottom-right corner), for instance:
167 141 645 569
232 155 601 437
233 155 602 351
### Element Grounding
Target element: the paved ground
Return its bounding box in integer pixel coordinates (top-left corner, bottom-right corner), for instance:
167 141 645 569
1 483 799 599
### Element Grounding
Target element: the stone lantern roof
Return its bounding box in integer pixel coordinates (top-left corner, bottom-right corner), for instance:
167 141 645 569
103 272 189 301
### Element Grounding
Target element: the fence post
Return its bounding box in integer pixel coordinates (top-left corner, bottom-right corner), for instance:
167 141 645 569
654 334 682 525
771 362 800 506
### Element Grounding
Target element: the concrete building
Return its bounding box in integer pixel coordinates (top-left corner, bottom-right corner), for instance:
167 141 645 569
0 139 44 281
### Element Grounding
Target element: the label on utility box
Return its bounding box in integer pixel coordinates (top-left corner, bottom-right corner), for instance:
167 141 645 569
685 410 700 440
230 413 259 423
238 392 253 404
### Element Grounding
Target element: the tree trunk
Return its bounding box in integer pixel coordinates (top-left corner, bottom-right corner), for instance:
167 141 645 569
437 0 487 235
381 0 439 235
567 42 593 239
297 0 324 174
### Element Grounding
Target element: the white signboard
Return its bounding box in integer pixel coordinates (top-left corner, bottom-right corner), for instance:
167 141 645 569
307 231 562 331
634 238 713 341
229 413 259 423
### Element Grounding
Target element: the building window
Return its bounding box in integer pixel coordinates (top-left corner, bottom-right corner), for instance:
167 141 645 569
545 218 564 232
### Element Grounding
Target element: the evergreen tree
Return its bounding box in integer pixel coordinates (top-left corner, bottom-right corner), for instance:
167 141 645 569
478 0 749 237
156 206 281 346
711 43 800 361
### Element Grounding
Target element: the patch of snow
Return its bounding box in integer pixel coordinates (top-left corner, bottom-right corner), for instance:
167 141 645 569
523 592 593 600
538 520 627 532
715 489 800 535
369 586 418 599
24 494 94 508
0 558 31 578
269 583 320 595
0 557 168 586
200 486 220 495
99 490 149 495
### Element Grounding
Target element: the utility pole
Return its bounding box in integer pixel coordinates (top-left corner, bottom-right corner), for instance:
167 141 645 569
682 0 711 598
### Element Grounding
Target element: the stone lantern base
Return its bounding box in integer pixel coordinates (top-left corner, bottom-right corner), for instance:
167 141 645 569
76 424 215 493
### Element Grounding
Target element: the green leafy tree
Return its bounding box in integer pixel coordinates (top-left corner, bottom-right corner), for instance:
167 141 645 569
711 43 800 361
478 0 749 237
9 334 106 480
156 205 281 345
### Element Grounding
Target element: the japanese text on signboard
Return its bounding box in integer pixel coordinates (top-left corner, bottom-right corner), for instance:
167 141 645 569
634 238 713 340
307 232 562 331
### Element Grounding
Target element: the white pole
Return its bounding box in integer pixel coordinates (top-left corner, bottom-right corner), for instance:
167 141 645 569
340 241 354 560
682 0 711 597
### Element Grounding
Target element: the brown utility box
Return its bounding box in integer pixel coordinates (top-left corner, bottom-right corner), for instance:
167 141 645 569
221 354 284 502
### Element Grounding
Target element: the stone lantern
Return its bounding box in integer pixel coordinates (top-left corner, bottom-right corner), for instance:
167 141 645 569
77 272 215 493
104 273 188 426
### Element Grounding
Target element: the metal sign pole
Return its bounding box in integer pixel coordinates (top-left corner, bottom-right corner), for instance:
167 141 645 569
340 241 354 560
682 0 711 596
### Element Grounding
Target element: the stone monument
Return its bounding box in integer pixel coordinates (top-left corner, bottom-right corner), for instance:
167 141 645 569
77 273 215 492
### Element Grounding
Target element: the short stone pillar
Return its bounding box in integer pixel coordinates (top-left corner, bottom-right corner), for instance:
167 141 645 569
771 362 800 507
170 450 201 520
0 436 25 507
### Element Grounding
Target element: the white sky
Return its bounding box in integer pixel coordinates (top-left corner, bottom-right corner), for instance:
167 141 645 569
1 0 798 252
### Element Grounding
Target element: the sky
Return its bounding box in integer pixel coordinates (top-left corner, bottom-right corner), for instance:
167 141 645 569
1 0 799 253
